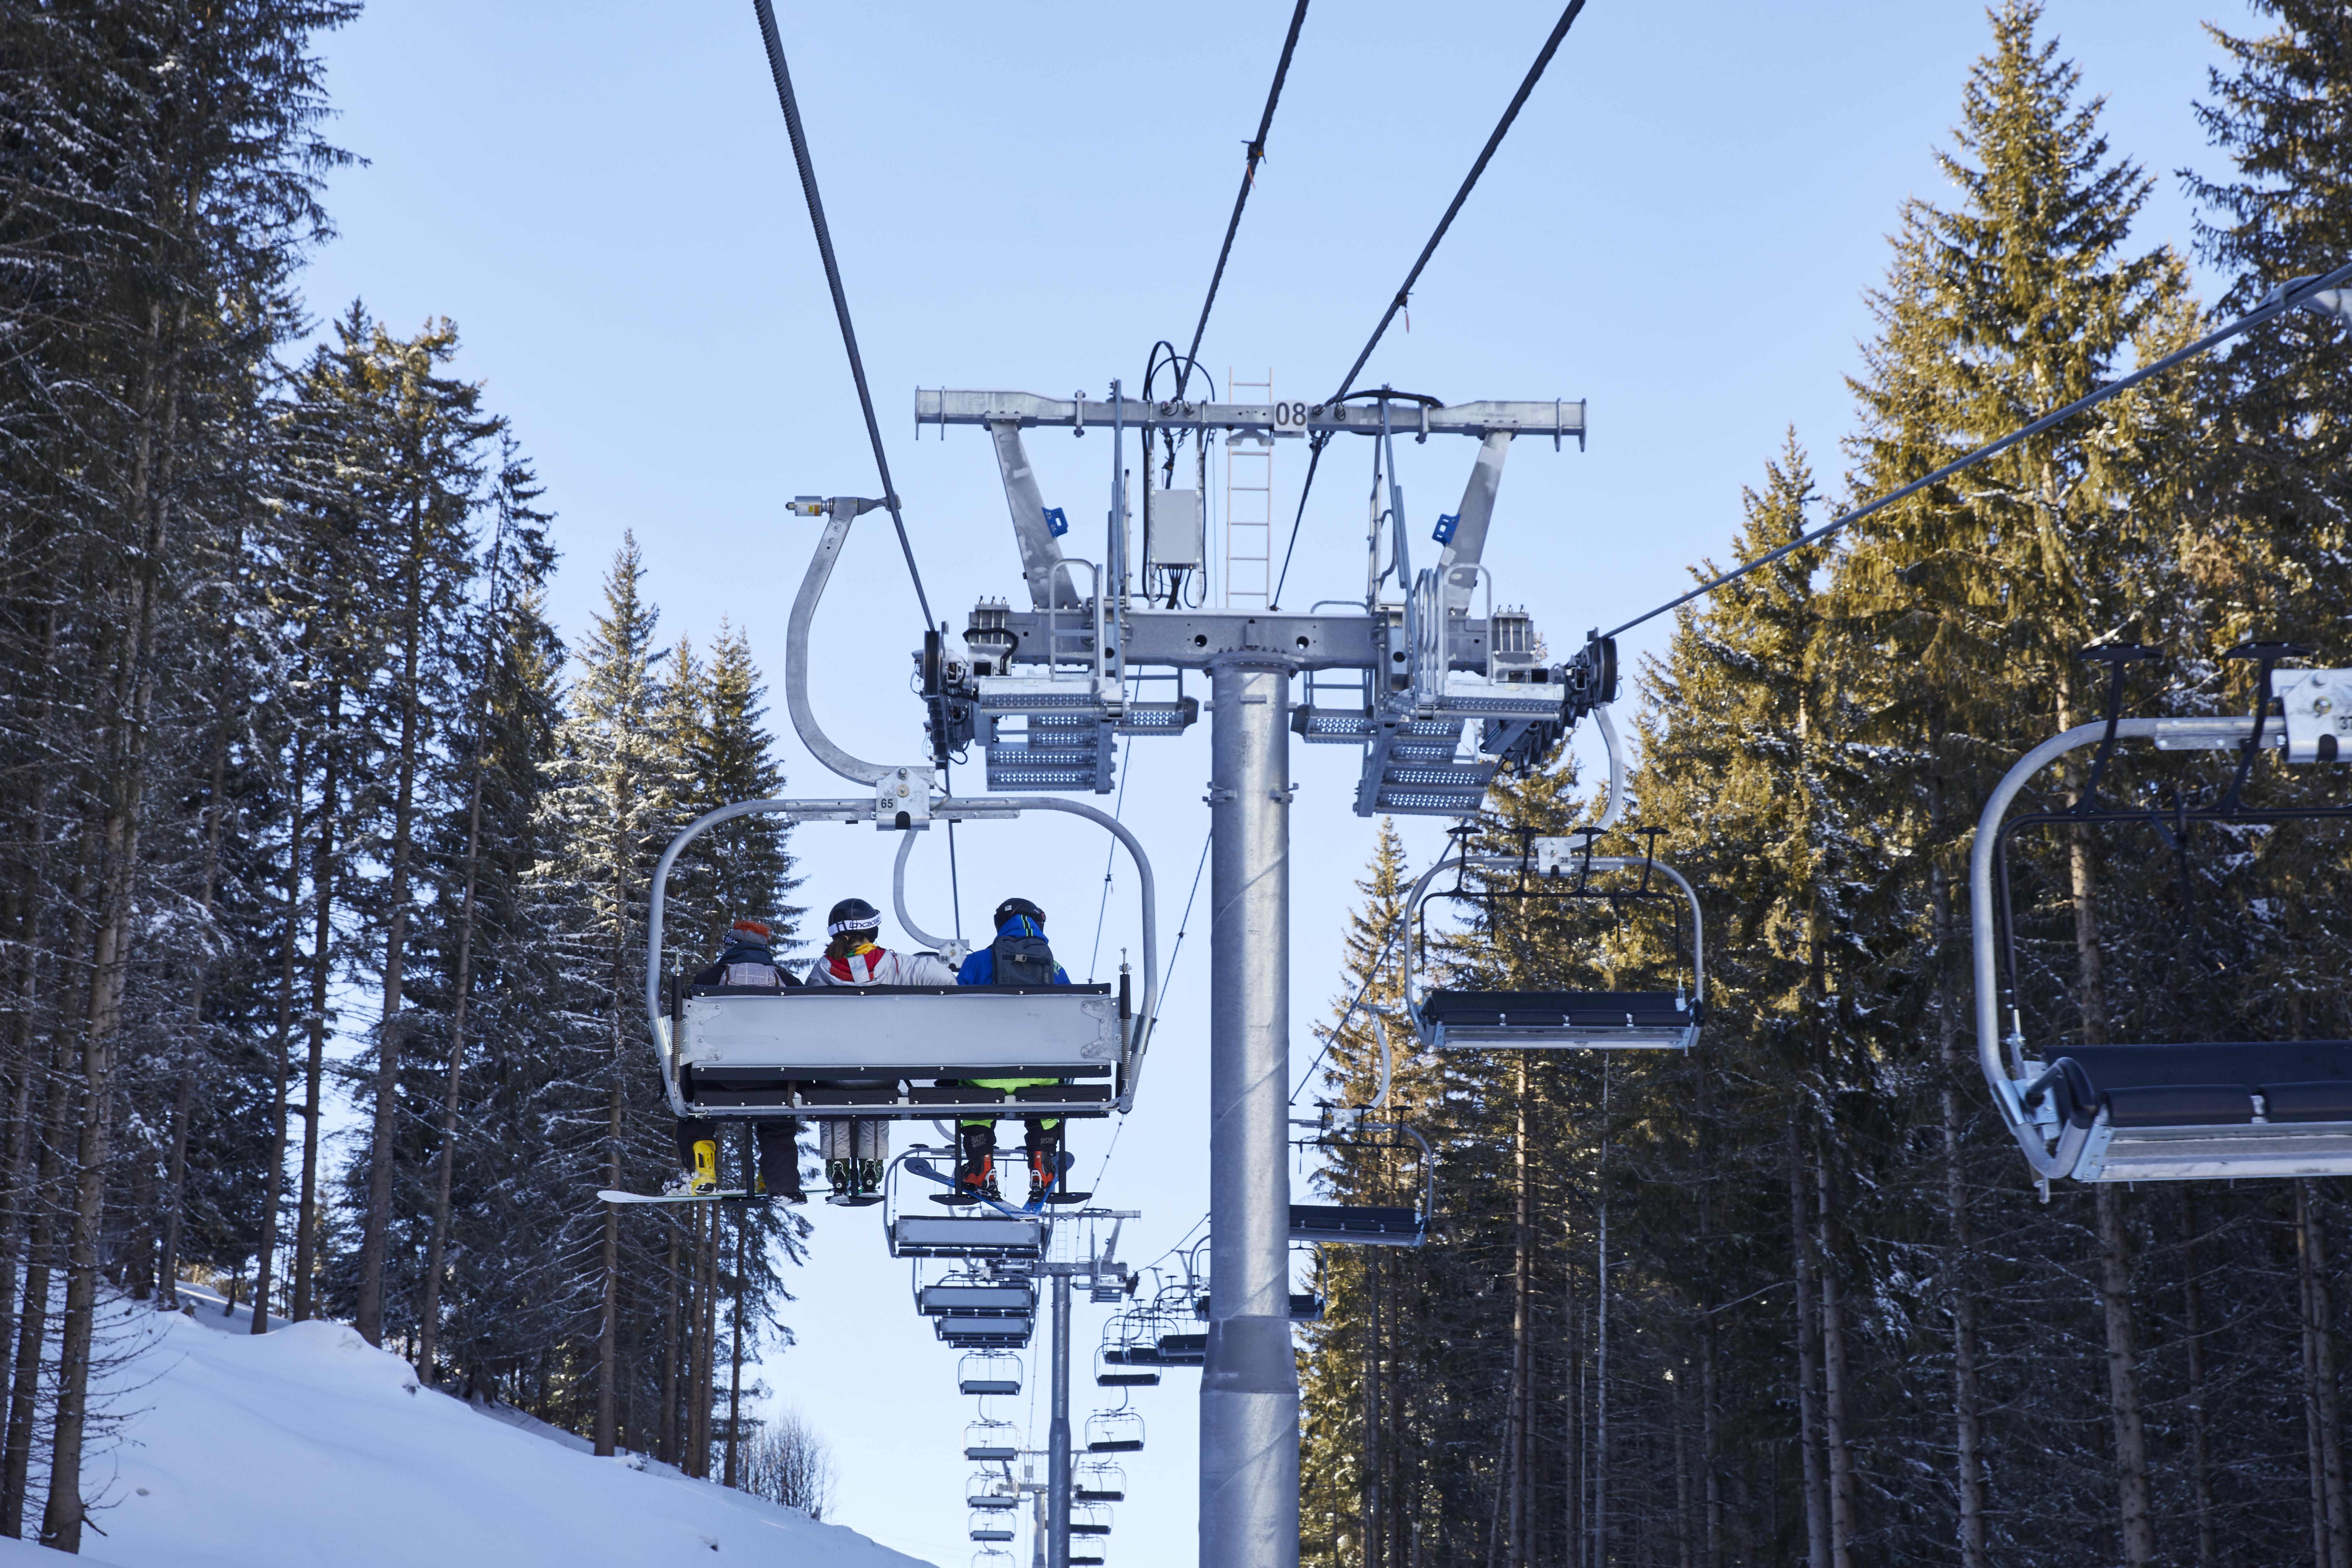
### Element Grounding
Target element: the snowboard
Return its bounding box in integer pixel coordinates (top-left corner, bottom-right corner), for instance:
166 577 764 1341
596 1188 762 1205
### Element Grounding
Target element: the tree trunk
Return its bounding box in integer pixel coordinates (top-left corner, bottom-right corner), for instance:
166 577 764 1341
0 1021 69 1538
2182 1192 2217 1568
2096 1185 2156 1567
357 549 428 1345
1932 864 1988 1568
44 324 178 1546
161 710 232 1311
415 673 493 1384
659 1221 681 1465
596 1071 622 1457
1510 1053 1532 1568
292 680 343 1324
1788 1116 1830 1568
1363 1244 1383 1568
1814 1144 1857 1568
724 1207 746 1488
2299 1182 2351 1568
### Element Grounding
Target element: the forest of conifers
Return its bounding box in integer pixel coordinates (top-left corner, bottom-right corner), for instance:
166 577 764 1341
4 0 2351 1563
1297 5 2352 1567
0 0 815 1549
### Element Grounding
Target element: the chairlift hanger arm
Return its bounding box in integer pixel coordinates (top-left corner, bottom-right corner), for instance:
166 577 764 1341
1968 714 2281 1177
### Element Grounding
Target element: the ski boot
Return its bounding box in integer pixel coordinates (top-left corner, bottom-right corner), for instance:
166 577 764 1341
857 1158 885 1196
825 1157 854 1196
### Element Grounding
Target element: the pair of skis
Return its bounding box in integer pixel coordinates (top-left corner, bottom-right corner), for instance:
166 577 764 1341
908 1154 1090 1216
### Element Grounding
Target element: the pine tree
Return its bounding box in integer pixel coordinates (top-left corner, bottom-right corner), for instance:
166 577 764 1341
527 535 686 1455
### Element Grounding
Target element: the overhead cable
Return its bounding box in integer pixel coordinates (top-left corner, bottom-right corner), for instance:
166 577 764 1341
1179 0 1312 397
1274 0 1588 604
750 0 935 634
1601 259 2352 640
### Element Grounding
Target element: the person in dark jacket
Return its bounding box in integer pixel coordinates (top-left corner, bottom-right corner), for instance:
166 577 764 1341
673 919 804 1201
949 898 1075 1204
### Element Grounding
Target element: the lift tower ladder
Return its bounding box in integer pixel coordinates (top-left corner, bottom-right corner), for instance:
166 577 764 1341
1224 369 1274 608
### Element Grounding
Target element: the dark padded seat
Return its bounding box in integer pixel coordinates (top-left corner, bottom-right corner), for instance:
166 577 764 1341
1288 1204 1423 1243
2046 1042 2352 1128
1420 989 1693 1028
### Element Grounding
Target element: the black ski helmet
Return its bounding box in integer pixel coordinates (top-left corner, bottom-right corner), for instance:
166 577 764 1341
994 897 1045 930
827 897 882 937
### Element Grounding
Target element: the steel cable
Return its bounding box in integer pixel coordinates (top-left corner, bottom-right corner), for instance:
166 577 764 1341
1273 0 1589 605
750 0 935 635
1179 0 1312 397
1600 259 2352 639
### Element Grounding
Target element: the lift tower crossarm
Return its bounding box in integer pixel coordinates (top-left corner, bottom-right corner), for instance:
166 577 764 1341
918 389 1586 444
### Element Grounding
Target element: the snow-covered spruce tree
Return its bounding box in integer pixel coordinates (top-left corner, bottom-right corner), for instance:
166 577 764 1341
1822 6 2207 1561
524 536 690 1455
0 0 353 1548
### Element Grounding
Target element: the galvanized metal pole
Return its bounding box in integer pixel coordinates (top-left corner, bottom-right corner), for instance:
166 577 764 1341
1200 660 1299 1568
1049 1270 1073 1568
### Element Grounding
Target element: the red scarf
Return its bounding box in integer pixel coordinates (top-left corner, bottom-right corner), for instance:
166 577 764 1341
825 942 884 983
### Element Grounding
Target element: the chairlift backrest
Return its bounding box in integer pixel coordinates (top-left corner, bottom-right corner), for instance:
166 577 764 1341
1971 689 2352 1183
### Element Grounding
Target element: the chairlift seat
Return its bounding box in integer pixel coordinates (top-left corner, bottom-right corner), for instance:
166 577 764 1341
920 1282 1037 1318
1419 989 1697 1051
1076 1486 1125 1502
2034 1041 2352 1181
1152 1333 1206 1367
669 984 1122 1118
936 1315 1034 1348
969 1525 1015 1543
1288 1204 1425 1247
964 1444 1018 1461
890 1215 1046 1260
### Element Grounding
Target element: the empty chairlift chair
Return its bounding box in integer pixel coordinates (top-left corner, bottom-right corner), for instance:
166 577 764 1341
968 1510 1016 1545
963 1416 1019 1462
1287 1037 1436 1248
967 1471 1021 1510
972 1548 1018 1568
1071 1503 1113 1538
1085 1407 1145 1453
1975 648 2352 1183
1095 1317 1159 1389
957 1350 1022 1397
1404 833 1704 1052
1074 1460 1126 1503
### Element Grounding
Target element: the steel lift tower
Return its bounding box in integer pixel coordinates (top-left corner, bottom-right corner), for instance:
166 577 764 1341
800 385 1601 1568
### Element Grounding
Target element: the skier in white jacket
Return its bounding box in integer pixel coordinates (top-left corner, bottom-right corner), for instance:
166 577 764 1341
802 897 956 1201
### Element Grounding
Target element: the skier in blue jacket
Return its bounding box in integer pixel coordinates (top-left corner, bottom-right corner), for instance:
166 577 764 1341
948 899 1075 1203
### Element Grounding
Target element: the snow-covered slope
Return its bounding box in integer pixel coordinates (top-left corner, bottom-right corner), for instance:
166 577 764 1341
69 1298 933 1568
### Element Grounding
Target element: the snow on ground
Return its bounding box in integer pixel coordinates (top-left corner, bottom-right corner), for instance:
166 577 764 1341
67 1289 933 1568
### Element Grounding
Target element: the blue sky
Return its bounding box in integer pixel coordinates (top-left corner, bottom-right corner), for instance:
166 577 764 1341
298 2 2255 1560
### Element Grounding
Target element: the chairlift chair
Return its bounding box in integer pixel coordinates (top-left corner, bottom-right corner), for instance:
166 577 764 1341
1074 1459 1127 1503
1095 1316 1160 1388
1286 1062 1435 1249
1071 1503 1113 1537
1085 1407 1145 1453
957 1349 1022 1396
1975 647 2352 1183
972 1548 1019 1568
937 1315 1034 1349
1404 834 1704 1051
886 1153 1048 1259
963 1416 1019 1461
1069 1550 1107 1568
920 1276 1037 1319
642 795 1159 1125
968 1512 1016 1544
967 1471 1022 1510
